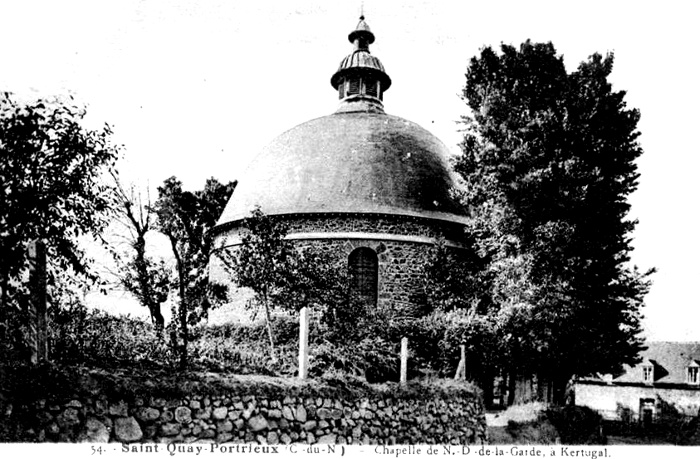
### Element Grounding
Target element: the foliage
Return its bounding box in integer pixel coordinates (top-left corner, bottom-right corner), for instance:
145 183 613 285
223 208 295 361
456 41 653 400
223 208 348 361
220 209 509 383
152 176 235 368
45 307 394 379
309 336 399 383
0 93 119 357
651 397 700 445
420 240 513 386
187 318 299 376
423 239 488 314
49 305 172 368
47 306 293 374
545 405 605 444
488 418 559 445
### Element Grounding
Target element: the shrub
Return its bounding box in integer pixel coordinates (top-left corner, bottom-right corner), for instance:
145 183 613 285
545 405 605 444
653 396 700 445
46 296 503 385
49 304 172 368
309 336 399 382
188 318 299 375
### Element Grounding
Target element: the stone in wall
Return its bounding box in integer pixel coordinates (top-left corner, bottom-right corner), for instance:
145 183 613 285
114 417 143 443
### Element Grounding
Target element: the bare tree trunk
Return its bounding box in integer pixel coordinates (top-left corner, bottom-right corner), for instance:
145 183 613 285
177 278 187 369
169 236 188 370
262 289 277 362
147 302 165 331
507 372 516 406
111 174 166 335
551 373 571 406
132 234 165 332
0 269 7 346
27 240 48 365
481 372 495 409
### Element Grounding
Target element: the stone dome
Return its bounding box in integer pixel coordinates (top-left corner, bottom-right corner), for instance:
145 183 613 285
215 110 466 229
214 16 466 232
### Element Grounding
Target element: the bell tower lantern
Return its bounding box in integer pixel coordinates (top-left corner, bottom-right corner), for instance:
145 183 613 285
330 16 392 113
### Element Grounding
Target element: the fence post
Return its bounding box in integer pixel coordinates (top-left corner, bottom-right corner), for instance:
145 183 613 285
27 239 48 365
454 344 466 380
298 307 309 380
400 337 408 385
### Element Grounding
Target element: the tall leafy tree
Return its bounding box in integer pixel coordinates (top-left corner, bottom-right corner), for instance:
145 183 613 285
457 41 653 402
0 93 119 354
152 176 235 368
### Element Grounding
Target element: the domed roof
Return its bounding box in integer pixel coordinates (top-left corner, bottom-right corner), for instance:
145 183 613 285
215 17 467 231
215 111 467 229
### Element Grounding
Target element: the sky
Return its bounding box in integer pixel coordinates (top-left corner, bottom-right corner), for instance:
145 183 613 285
1 0 698 341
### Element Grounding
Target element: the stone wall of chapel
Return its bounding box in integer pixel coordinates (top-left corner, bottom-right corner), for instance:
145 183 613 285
290 238 431 315
284 215 445 238
211 214 466 316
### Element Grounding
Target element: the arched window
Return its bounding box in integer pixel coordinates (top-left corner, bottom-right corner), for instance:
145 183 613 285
348 247 378 306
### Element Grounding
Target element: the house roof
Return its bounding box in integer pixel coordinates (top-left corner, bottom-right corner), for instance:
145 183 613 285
613 342 700 384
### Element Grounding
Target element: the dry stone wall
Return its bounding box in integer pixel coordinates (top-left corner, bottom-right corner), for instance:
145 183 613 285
2 371 487 445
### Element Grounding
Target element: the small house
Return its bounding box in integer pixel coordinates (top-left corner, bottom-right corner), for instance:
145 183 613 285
575 342 700 426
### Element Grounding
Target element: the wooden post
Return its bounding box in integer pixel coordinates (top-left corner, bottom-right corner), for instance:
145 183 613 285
298 307 309 380
27 240 48 365
400 337 408 385
454 344 466 380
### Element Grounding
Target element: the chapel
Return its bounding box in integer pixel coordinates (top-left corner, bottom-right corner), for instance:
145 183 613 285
212 17 468 316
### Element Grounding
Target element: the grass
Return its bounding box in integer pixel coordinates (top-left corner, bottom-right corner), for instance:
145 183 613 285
0 362 481 406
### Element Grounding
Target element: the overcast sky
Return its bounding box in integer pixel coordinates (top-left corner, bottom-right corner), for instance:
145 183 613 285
2 0 698 341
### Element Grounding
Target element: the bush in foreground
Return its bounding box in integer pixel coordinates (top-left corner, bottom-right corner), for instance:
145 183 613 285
545 405 605 444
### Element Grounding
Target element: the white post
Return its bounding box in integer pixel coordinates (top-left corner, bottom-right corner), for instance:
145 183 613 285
453 344 466 380
298 307 309 380
400 337 408 385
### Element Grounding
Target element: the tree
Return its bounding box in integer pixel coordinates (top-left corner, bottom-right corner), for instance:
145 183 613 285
423 239 489 314
152 176 235 368
0 93 119 355
456 41 653 403
421 239 514 404
224 208 347 362
105 174 170 330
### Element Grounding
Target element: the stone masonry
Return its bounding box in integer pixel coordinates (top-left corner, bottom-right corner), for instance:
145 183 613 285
212 214 467 315
2 377 487 445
